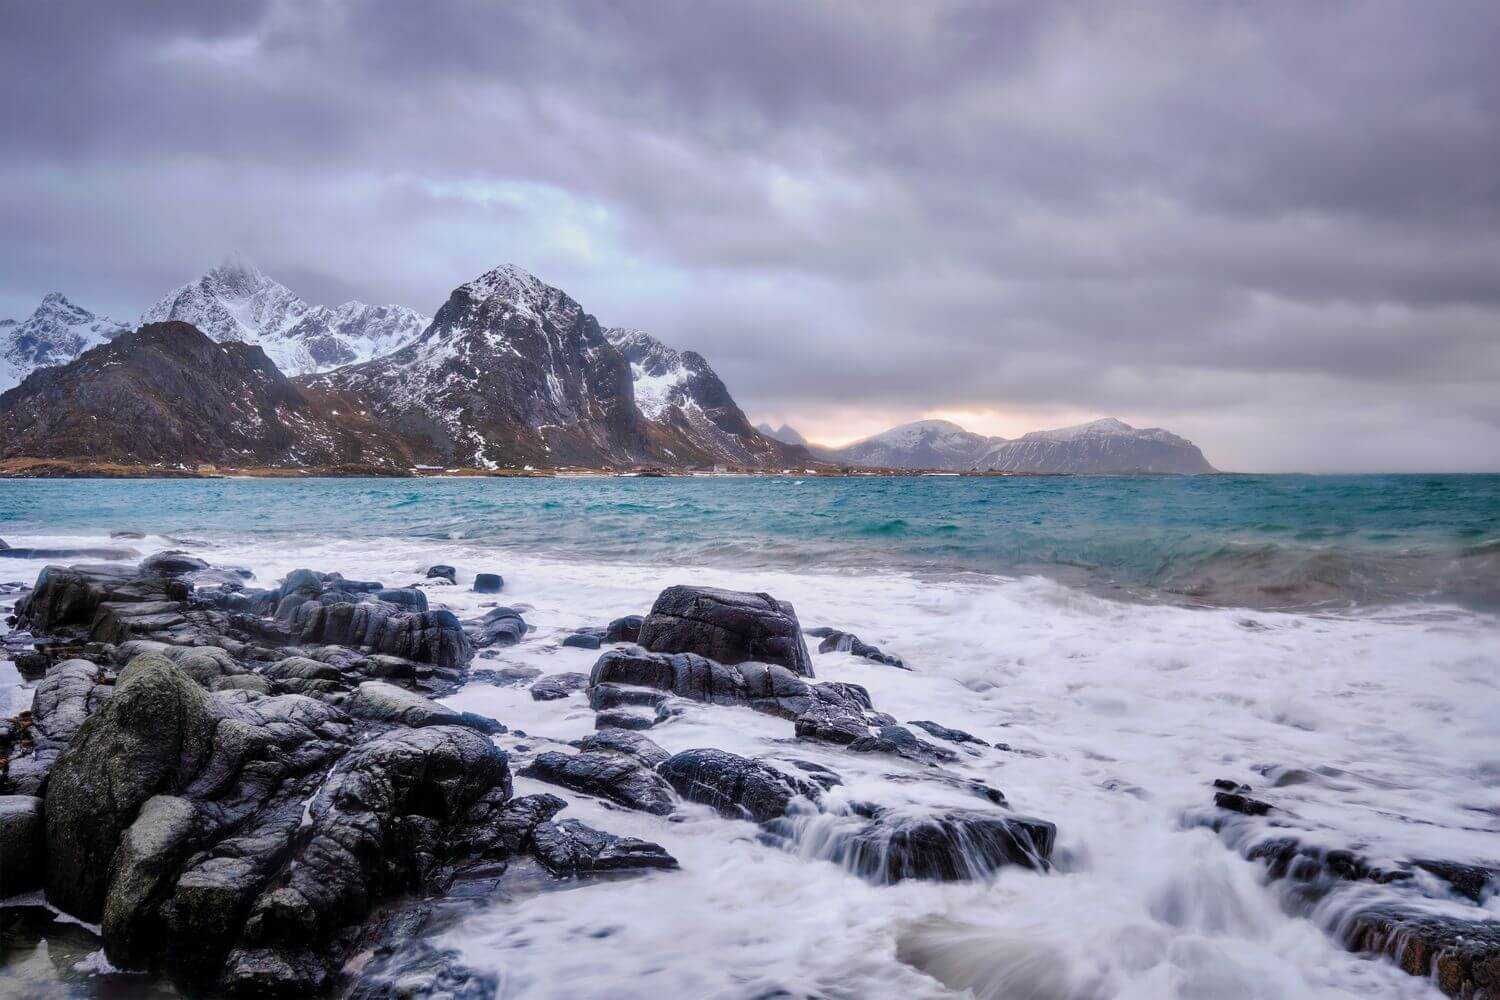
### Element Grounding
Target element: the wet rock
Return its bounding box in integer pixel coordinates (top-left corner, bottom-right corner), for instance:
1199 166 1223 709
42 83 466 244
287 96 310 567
0 545 138 560
658 748 820 823
472 573 503 594
347 681 503 735
1411 859 1497 904
291 601 472 670
816 630 906 669
793 700 871 746
562 631 603 650
221 725 512 996
4 658 112 794
637 585 815 678
572 730 670 769
425 565 457 584
1215 791 1272 816
89 599 190 644
17 564 189 636
589 646 818 720
530 672 590 701
139 551 211 577
594 709 660 731
469 606 528 647
786 759 844 790
485 793 569 856
1338 904 1500 999
373 587 428 612
0 795 44 896
773 808 1055 884
1213 777 1251 793
605 614 644 644
908 720 989 747
588 682 670 712
848 724 959 764
471 664 542 686
518 750 675 815
530 819 679 875
44 654 217 922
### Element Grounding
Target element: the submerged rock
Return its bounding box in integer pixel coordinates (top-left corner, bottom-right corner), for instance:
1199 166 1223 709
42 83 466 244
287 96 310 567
816 629 906 668
425 565 457 584
637 585 815 677
472 572 503 594
908 720 989 747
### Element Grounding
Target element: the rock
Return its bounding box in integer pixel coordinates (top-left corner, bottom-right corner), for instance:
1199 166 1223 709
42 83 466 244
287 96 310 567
605 614 644 644
373 587 428 612
0 795 45 896
111 531 147 540
140 551 211 577
793 700 871 746
1411 859 1497 905
530 819 678 875
1215 791 1272 816
848 724 959 764
594 709 659 731
222 725 513 996
589 646 817 719
637 585 815 678
4 658 112 794
908 720 989 747
518 750 675 815
572 730 670 769
529 672 590 701
469 606 527 647
561 632 603 650
1339 904 1500 998
471 664 542 686
425 565 457 584
347 681 503 734
45 654 217 922
771 809 1055 883
484 793 569 856
816 630 906 668
291 601 472 670
17 564 188 635
472 573 503 594
658 749 820 823
588 682 670 712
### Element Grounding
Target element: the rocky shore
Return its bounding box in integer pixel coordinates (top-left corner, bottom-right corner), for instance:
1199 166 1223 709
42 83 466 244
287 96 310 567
1 547 1495 997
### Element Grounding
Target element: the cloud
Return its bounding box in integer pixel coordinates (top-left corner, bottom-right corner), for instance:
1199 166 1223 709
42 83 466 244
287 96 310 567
1 0 1497 470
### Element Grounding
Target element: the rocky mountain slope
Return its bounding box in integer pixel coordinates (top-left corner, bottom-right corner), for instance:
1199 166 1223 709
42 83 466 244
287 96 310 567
0 322 413 470
608 329 808 467
141 254 429 375
974 417 1216 474
824 419 1003 470
0 293 130 391
755 422 809 447
306 266 811 469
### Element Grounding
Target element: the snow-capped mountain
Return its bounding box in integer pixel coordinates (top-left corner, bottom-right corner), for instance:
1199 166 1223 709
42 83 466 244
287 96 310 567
608 329 808 466
755 421 809 447
0 293 131 392
825 419 1003 470
141 254 429 375
974 417 1216 473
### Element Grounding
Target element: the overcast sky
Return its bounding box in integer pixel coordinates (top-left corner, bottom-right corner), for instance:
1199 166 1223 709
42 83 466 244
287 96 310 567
3 1 1498 470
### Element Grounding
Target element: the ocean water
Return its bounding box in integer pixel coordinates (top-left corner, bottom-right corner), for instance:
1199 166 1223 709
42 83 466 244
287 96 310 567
1 475 1498 999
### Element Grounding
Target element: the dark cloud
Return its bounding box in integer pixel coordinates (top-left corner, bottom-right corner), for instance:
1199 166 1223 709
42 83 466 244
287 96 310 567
1 0 1498 470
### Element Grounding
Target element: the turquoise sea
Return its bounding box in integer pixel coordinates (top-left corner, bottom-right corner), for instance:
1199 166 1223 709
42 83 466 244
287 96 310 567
2 474 1496 611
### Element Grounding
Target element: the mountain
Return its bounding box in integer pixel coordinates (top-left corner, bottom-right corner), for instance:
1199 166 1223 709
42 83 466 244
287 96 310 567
824 419 1003 470
974 417 1216 474
0 322 414 470
141 254 430 375
755 422 809 447
1 293 130 391
608 329 808 467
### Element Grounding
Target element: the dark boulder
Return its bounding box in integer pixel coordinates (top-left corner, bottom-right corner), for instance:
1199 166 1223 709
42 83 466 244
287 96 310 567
531 819 679 875
4 658 112 794
589 646 817 720
908 720 989 747
572 730 670 769
17 564 188 636
471 664 542 686
594 709 659 731
658 749 820 823
588 682 670 712
816 630 906 668
848 725 959 764
605 614 644 644
468 606 527 647
472 573 503 594
517 750 675 815
793 700 871 746
347 682 503 735
529 672 590 701
425 565 457 584
1215 791 1272 816
221 725 512 996
562 631 603 650
291 601 472 670
637 585 814 677
374 587 428 612
140 551 211 577
0 795 45 896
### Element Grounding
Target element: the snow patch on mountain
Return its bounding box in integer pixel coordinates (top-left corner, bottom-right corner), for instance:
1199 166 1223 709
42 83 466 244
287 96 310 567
1 293 130 391
141 254 430 375
826 419 1003 470
976 417 1216 474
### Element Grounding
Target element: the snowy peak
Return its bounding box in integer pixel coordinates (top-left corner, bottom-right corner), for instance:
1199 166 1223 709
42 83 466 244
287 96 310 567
978 417 1216 473
141 256 430 376
1 293 130 391
826 418 1003 470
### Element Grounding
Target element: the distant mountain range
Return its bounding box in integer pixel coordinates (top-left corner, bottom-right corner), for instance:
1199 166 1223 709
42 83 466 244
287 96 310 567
1 263 810 472
1 293 130 391
1 260 1215 474
765 416 1216 474
141 254 431 375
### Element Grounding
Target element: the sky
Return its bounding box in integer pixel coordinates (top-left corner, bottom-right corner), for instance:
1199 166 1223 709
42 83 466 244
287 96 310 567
3 1 1499 471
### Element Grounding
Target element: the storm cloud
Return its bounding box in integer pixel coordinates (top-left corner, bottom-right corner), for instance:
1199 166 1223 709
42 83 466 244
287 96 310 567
3 0 1498 470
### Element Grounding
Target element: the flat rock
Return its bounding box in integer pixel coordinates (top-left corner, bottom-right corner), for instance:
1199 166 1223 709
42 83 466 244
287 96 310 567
518 750 675 815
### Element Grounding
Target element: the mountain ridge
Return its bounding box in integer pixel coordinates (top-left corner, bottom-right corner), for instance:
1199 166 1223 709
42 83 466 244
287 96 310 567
1 293 131 391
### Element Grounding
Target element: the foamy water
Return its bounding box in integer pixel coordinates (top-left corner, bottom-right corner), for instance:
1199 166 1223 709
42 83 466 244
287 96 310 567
2 518 1497 998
